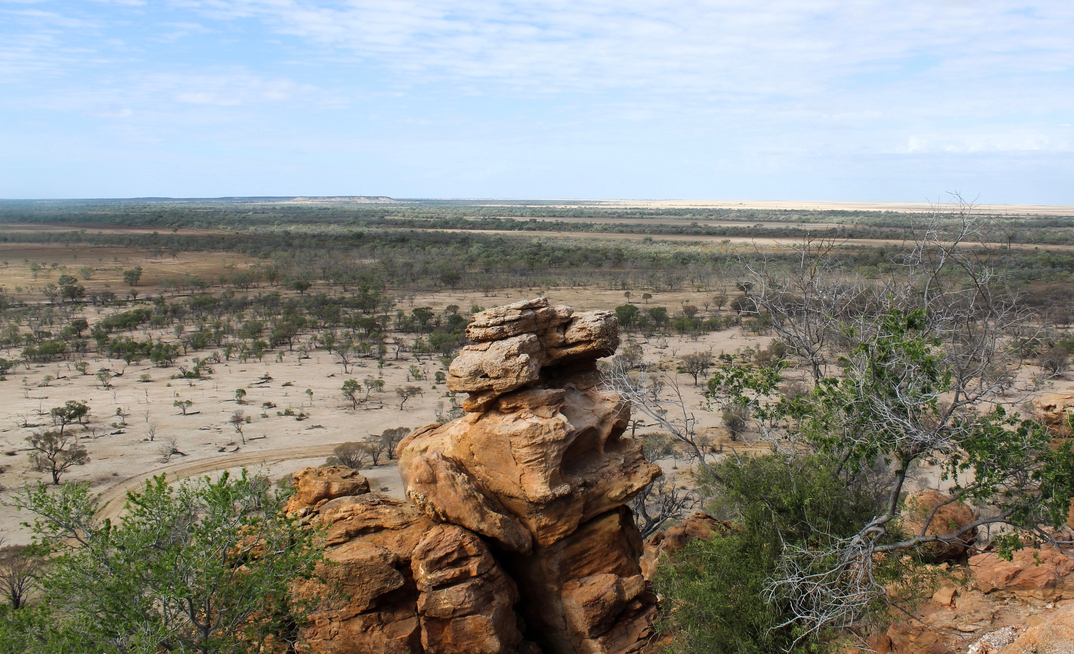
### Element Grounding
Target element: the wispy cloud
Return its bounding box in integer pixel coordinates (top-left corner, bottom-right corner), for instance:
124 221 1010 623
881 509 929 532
0 0 1070 201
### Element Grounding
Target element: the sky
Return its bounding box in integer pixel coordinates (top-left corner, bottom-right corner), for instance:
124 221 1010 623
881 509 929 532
0 1 1071 203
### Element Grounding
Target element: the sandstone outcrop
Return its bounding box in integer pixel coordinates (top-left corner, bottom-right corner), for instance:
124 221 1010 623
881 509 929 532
902 490 977 562
285 465 371 514
293 299 660 654
998 603 1074 654
401 298 660 653
292 491 526 654
447 298 619 404
970 545 1074 603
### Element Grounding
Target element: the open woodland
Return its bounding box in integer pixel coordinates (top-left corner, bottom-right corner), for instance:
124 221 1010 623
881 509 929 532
1 197 1073 652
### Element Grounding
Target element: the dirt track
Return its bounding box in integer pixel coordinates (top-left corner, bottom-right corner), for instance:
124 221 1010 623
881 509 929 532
94 445 343 520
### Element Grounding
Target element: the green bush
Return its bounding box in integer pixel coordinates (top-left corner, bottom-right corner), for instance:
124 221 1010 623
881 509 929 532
655 453 885 653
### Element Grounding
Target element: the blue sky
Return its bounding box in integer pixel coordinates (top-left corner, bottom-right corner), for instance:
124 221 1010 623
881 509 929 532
1 1 1071 203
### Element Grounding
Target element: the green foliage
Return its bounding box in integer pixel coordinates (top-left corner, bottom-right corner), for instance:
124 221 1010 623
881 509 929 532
26 431 89 485
658 454 884 653
13 471 319 653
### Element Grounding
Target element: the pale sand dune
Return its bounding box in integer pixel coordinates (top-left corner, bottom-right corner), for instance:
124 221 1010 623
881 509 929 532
480 199 1074 216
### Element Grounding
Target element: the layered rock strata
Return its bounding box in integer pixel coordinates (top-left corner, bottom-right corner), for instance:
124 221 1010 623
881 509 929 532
400 298 661 653
288 475 527 654
292 299 660 654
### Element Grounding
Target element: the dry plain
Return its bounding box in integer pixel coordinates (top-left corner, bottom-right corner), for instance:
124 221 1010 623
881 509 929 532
2 226 1071 550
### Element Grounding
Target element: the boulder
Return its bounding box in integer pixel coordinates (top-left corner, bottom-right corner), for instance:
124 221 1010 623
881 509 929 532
449 302 619 405
1034 391 1074 438
971 546 1074 602
902 490 977 562
447 334 544 395
285 466 370 514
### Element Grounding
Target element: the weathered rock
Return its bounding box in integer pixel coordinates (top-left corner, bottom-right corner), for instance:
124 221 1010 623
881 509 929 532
294 493 526 654
294 494 431 654
450 301 619 405
448 334 544 395
412 524 524 654
400 378 660 549
998 603 1074 654
404 450 532 554
902 490 977 562
546 310 619 364
466 297 553 342
504 507 656 654
285 466 370 514
306 299 657 654
971 546 1074 602
1035 391 1074 438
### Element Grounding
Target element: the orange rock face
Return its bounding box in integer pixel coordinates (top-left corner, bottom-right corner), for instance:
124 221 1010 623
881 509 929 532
902 490 977 562
293 494 525 654
970 546 1074 602
997 603 1074 654
285 466 371 514
296 299 657 654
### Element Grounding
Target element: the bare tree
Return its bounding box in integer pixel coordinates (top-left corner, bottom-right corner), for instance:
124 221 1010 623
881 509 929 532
360 435 389 467
601 359 718 481
158 438 185 462
395 385 423 410
229 410 246 445
739 236 868 383
630 476 699 539
0 539 40 610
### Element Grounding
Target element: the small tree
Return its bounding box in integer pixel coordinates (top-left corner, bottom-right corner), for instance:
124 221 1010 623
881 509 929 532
0 540 40 610
361 435 389 467
50 400 90 435
331 442 367 469
341 379 362 409
229 410 246 445
122 266 142 287
380 427 410 459
26 430 89 485
234 388 247 404
679 352 713 386
395 385 423 410
174 399 193 415
15 471 319 652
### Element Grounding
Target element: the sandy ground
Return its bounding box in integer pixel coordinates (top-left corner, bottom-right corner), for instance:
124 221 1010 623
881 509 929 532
453 199 1074 217
0 295 775 545
2 285 1069 547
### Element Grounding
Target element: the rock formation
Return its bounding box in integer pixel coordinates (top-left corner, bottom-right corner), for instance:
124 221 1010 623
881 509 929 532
970 545 1074 603
289 476 527 654
293 299 661 654
400 298 661 654
1034 391 1074 439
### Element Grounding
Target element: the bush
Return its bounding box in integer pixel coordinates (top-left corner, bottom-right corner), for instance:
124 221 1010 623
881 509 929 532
11 471 319 653
656 454 886 652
